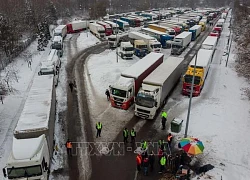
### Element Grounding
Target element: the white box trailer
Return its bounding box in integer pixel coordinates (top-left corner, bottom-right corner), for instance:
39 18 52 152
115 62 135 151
189 25 202 41
135 56 184 119
171 31 192 55
105 20 120 34
53 25 67 38
201 36 218 51
66 20 88 33
3 75 55 180
128 31 162 52
89 23 106 39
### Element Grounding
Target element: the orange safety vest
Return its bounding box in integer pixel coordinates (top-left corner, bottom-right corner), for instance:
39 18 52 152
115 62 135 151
66 142 72 149
136 155 142 165
167 135 173 142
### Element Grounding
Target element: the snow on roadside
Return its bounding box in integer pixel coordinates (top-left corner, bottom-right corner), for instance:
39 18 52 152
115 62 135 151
163 11 250 180
85 50 140 142
49 32 100 179
0 42 51 171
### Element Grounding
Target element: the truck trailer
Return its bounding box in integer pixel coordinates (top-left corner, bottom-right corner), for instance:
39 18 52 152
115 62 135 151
53 25 67 38
105 20 120 34
97 21 113 36
201 36 218 51
158 22 182 35
66 20 88 33
171 31 192 55
148 24 176 37
113 19 130 31
189 25 202 41
135 57 184 119
109 52 164 110
3 75 56 180
89 23 106 39
128 31 162 52
141 27 174 48
182 49 214 96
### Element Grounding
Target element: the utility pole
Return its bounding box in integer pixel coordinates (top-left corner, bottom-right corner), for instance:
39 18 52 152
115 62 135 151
184 53 198 138
116 17 119 63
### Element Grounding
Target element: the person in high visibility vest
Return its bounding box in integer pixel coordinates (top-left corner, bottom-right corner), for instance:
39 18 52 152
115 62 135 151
161 111 168 130
158 139 165 150
167 133 173 147
159 154 166 173
136 154 142 171
141 140 147 150
96 122 102 138
130 128 136 144
65 139 72 156
123 128 129 143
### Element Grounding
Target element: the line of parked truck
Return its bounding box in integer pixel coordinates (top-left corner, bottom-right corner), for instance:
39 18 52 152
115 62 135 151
108 7 228 119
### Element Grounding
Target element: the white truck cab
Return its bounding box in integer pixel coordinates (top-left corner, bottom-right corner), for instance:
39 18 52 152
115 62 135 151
3 135 50 180
119 42 134 59
149 40 162 53
51 36 63 50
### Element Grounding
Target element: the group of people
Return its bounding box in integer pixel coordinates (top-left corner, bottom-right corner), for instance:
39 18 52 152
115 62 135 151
123 127 136 144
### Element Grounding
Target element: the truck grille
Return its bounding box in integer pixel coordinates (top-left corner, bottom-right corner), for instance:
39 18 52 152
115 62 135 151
137 108 150 114
137 112 149 119
125 54 133 57
114 97 123 102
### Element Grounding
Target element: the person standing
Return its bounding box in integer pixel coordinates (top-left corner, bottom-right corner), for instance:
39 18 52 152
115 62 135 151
161 110 168 130
130 128 136 144
136 154 142 172
148 151 155 172
167 133 173 148
96 122 102 138
158 139 165 150
159 155 166 173
141 140 148 151
66 139 72 156
69 81 74 92
143 157 149 176
123 128 129 143
105 89 110 101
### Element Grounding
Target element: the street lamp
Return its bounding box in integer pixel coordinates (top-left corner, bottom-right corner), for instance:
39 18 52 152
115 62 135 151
184 52 198 138
115 16 119 63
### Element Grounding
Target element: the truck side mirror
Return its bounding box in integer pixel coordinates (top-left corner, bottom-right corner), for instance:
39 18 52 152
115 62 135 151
155 102 157 107
2 168 7 177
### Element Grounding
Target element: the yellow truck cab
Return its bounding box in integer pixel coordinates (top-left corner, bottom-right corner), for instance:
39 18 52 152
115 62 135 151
199 22 206 31
134 40 148 57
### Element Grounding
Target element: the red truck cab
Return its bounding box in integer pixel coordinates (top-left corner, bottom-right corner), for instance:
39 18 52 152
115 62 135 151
97 21 113 36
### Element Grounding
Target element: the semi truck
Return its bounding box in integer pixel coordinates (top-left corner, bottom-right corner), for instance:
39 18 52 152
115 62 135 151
120 17 140 27
113 19 130 31
135 56 184 119
89 23 106 39
158 22 182 35
97 21 113 36
140 13 158 21
107 33 128 48
38 49 61 76
133 40 148 57
189 25 202 41
171 31 192 55
3 74 56 180
66 20 88 33
105 20 120 34
163 21 188 32
214 19 225 32
182 49 214 96
141 27 174 48
51 36 63 50
119 42 134 59
148 24 176 36
128 31 162 52
201 36 218 51
53 25 67 38
109 52 164 110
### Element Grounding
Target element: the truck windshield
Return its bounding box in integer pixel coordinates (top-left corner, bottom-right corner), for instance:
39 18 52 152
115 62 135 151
7 165 42 178
169 31 175 36
151 44 161 48
124 47 134 51
108 37 116 41
54 32 61 36
136 93 154 108
107 28 112 31
111 88 127 98
98 30 106 33
136 45 147 49
184 75 200 85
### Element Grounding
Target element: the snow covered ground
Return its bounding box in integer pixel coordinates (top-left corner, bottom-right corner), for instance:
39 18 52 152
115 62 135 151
0 42 51 174
163 10 250 179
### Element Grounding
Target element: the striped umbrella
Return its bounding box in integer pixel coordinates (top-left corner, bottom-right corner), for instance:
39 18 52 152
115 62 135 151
179 138 204 155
